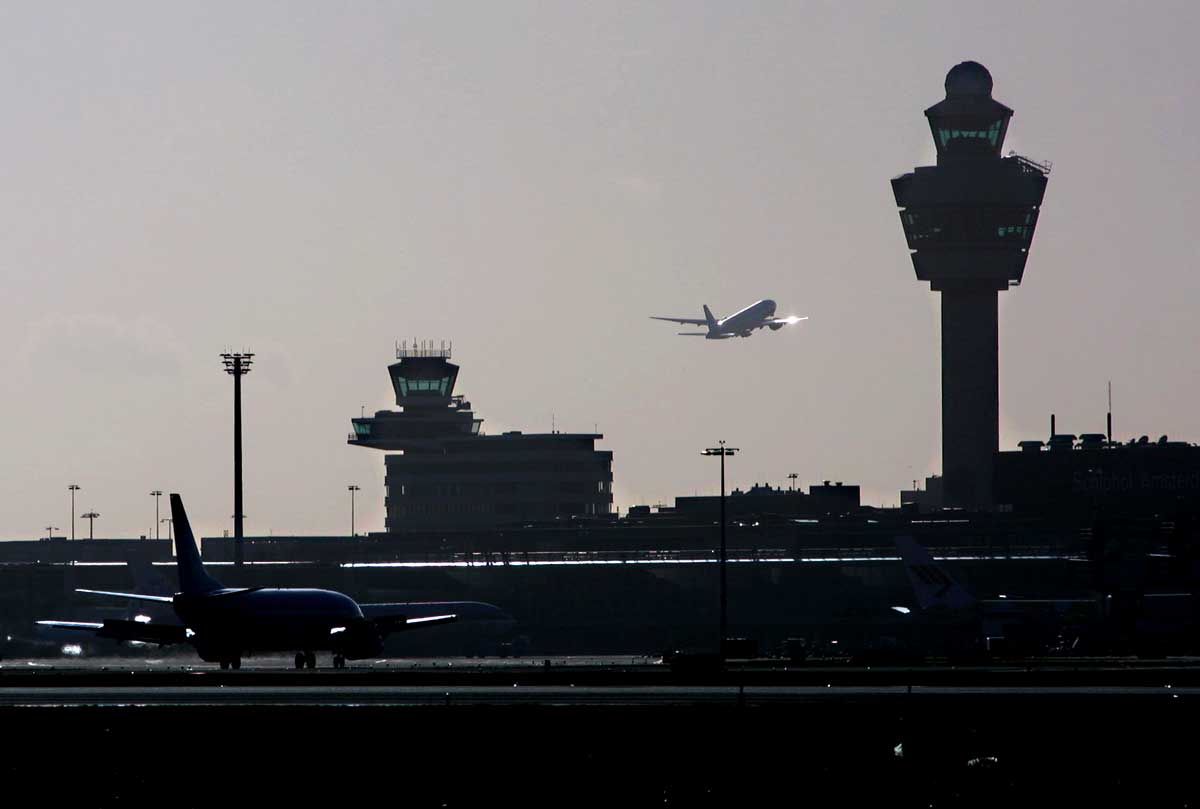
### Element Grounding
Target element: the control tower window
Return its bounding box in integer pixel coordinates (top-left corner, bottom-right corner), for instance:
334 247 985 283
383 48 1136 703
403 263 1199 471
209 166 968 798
397 377 451 396
937 120 1003 150
901 206 1037 248
353 422 372 437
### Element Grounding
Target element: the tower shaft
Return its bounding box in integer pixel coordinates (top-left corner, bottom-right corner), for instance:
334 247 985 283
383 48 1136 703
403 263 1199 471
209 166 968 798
940 286 998 508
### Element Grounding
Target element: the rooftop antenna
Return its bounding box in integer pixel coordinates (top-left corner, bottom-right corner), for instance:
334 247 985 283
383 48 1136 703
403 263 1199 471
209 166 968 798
552 413 556 434
1107 381 1113 444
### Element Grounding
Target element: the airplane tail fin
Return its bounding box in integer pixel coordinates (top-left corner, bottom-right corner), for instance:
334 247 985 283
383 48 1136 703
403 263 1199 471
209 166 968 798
895 536 977 612
170 494 224 596
702 305 717 328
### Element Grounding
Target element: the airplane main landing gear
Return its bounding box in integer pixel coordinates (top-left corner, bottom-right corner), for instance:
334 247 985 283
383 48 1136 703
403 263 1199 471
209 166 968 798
333 654 346 669
294 651 317 669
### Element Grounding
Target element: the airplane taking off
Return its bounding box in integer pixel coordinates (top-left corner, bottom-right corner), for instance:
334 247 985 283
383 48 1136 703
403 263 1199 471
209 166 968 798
39 494 508 669
650 299 806 339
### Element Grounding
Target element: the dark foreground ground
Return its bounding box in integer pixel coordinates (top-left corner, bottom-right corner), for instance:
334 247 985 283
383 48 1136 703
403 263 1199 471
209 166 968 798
3 663 1199 807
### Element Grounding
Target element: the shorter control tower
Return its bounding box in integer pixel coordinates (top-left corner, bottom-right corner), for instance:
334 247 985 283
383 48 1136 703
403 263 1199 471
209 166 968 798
892 62 1050 509
350 342 614 532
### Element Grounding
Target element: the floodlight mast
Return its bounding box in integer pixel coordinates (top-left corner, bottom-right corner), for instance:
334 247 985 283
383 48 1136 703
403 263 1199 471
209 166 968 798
702 441 739 657
348 485 361 536
68 485 80 540
221 352 254 566
150 490 163 540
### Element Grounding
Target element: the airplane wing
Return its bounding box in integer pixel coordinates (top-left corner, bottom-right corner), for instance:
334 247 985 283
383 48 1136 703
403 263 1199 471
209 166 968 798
77 588 174 603
360 600 509 636
360 601 508 620
366 613 458 636
650 316 708 325
37 619 188 645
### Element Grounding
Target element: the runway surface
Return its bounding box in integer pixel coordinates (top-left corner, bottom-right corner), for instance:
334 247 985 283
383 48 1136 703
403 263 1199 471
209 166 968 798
0 682 1197 707
4 655 1199 806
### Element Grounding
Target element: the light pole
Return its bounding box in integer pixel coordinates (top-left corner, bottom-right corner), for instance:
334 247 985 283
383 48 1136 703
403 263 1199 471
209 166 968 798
68 484 80 540
221 352 254 566
703 441 738 657
348 485 360 536
788 473 798 492
150 490 163 540
82 512 99 540
44 526 59 541
161 517 173 540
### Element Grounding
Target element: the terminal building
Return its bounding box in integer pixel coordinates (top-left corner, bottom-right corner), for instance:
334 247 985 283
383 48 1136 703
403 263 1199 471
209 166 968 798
995 432 1200 518
349 343 613 532
657 481 861 523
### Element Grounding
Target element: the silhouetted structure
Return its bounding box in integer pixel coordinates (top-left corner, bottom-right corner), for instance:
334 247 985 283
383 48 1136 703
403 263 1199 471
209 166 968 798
892 62 1050 509
349 342 613 531
673 481 861 521
995 432 1200 517
703 441 738 655
221 352 254 565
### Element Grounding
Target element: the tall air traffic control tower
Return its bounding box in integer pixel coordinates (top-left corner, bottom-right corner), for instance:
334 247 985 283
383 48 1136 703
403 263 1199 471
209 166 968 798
892 62 1050 509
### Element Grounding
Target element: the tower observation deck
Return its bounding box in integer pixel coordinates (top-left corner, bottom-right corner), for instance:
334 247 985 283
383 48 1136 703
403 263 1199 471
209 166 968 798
349 342 613 532
892 62 1050 509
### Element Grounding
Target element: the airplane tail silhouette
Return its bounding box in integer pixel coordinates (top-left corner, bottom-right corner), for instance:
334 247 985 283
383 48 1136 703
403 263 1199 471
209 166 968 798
702 305 717 329
895 536 977 612
170 494 225 596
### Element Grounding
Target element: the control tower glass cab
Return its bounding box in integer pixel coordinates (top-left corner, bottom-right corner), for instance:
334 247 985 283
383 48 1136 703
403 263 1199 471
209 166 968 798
348 343 481 450
892 62 1049 509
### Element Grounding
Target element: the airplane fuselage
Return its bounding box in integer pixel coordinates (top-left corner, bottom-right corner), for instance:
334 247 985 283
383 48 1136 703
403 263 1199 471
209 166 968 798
710 299 776 338
173 588 383 661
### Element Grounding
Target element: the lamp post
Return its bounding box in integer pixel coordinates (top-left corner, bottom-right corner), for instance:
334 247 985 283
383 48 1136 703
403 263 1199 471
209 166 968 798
44 526 59 541
161 517 173 541
788 473 798 492
221 352 254 565
150 490 163 540
68 484 80 540
348 485 360 536
702 441 738 657
82 512 99 540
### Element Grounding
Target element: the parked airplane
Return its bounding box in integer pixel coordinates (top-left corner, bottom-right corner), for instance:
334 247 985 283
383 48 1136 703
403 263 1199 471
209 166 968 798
895 536 1105 655
650 299 806 339
39 494 508 669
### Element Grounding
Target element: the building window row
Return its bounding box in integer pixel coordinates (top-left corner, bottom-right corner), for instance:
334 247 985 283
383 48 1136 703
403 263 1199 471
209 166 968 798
390 481 609 498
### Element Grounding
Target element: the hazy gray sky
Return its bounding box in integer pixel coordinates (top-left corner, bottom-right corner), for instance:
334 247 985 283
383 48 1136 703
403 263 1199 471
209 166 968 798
3 1 1199 539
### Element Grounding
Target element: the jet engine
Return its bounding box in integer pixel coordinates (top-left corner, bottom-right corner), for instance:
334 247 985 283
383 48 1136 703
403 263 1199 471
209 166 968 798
769 323 784 331
334 618 385 660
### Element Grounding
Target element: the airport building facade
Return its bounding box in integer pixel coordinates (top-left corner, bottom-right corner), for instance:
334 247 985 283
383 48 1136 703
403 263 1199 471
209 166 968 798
995 433 1200 518
349 343 613 532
